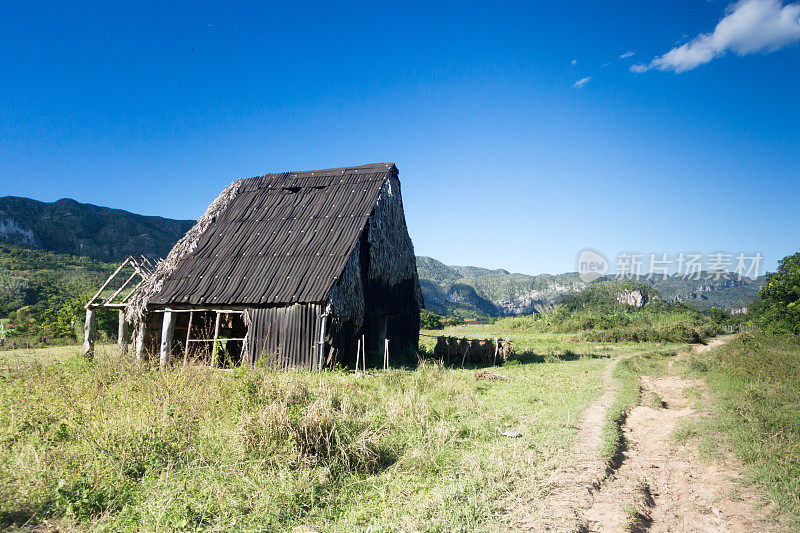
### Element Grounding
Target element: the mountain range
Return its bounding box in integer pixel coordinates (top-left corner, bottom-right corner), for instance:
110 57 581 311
0 196 194 261
418 256 763 318
0 196 764 317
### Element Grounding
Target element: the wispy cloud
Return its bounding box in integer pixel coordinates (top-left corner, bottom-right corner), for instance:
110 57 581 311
632 0 800 73
571 59 578 65
572 76 592 88
620 51 636 58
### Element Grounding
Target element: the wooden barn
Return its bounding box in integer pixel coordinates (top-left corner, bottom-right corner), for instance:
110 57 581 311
126 162 422 370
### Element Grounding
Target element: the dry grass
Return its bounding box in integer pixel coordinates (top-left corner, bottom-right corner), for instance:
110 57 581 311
0 339 612 531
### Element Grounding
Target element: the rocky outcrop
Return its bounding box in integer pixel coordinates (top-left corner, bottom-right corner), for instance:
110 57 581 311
495 283 586 315
616 289 648 307
0 217 37 246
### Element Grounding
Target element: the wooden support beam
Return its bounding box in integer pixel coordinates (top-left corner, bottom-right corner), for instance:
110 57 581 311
118 310 128 356
355 338 361 375
134 325 145 363
82 309 96 358
105 270 139 305
183 310 193 367
120 279 145 303
317 312 328 372
187 338 246 342
85 258 129 309
150 308 244 314
159 311 175 369
212 311 221 367
87 303 129 310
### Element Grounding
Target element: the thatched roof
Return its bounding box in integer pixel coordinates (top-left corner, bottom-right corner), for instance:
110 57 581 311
128 163 402 319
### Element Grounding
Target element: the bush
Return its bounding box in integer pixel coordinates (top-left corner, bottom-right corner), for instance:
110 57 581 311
492 285 721 344
757 252 800 335
442 315 465 327
420 309 445 330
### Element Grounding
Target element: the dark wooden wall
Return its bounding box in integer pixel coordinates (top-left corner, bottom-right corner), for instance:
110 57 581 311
245 304 324 370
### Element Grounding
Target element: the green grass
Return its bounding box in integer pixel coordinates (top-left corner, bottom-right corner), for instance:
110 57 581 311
0 337 614 532
490 297 722 344
424 324 687 477
421 324 668 359
679 333 800 523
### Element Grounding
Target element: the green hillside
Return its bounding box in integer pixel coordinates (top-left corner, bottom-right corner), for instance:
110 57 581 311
0 196 193 262
0 244 120 343
0 196 766 329
417 256 764 318
416 256 586 318
644 274 764 311
0 244 116 317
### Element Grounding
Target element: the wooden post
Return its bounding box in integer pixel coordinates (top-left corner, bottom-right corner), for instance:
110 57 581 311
384 338 389 370
134 324 145 362
361 334 366 373
211 311 221 367
327 346 335 367
493 338 499 366
159 311 175 370
183 310 193 367
317 313 328 373
461 343 470 368
355 338 361 375
117 310 128 356
82 309 96 358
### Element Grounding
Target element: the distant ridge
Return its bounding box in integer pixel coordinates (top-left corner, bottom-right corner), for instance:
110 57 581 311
416 256 764 318
0 196 195 262
0 196 765 318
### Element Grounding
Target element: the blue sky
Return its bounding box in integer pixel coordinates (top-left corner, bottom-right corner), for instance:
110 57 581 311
1 1 798 275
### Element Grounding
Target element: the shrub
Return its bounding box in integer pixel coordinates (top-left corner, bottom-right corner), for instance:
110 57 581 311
757 252 800 335
420 309 445 330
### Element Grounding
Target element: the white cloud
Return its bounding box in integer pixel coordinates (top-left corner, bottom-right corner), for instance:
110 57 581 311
632 0 800 73
572 76 592 88
620 51 636 58
571 59 578 65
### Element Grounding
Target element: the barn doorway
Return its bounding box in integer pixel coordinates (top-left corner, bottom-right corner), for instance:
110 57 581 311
177 310 247 367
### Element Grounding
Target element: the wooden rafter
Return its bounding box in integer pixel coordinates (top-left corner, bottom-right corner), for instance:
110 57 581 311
85 255 161 310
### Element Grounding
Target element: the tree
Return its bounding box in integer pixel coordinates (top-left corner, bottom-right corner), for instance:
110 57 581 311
758 252 800 335
420 309 445 330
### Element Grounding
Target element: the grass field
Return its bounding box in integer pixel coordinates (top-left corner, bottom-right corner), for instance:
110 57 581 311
676 333 800 523
419 324 671 359
0 327 677 532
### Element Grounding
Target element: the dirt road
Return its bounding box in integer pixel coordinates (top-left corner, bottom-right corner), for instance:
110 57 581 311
510 339 785 532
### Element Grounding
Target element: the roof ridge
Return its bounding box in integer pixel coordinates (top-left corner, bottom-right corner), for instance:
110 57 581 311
251 162 396 181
